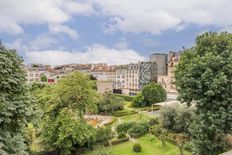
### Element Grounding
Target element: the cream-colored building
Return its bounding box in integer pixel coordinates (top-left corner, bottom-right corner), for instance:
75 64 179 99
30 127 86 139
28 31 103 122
97 81 113 94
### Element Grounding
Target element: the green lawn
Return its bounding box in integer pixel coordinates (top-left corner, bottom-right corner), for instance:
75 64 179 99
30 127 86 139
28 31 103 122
83 134 191 155
119 112 154 123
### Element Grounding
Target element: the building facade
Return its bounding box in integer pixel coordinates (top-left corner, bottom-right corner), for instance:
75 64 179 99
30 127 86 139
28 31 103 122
149 53 167 75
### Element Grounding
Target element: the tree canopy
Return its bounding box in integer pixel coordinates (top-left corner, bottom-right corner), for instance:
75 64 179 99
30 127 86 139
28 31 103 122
141 82 166 106
0 43 36 154
175 32 232 155
41 72 99 154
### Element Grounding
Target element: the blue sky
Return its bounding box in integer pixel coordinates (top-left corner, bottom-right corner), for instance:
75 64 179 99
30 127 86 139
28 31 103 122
0 0 230 65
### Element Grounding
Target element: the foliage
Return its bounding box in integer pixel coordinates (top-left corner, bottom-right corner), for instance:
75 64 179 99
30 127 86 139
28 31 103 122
149 117 159 126
133 143 142 152
98 93 124 113
111 109 138 117
174 32 232 155
40 74 47 82
151 125 167 147
132 93 146 107
159 104 195 134
95 127 113 145
0 43 37 155
118 132 126 139
116 122 134 133
141 83 167 106
128 122 149 137
41 72 100 154
113 94 134 101
42 109 95 154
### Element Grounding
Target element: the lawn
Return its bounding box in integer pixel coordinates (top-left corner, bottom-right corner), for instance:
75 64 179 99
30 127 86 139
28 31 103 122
83 134 191 155
119 112 154 123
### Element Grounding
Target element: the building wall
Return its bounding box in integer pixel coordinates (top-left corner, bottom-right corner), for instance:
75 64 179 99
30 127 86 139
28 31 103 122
138 61 158 89
157 52 180 93
97 81 113 94
149 53 167 75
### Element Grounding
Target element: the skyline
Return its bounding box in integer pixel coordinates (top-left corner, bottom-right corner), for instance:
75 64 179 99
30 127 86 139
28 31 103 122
0 0 230 65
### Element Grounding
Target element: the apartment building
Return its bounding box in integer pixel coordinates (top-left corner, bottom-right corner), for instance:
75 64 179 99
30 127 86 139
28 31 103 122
26 63 51 83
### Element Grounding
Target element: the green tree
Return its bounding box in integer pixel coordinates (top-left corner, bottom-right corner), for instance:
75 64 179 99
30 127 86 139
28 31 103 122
132 93 146 107
0 43 36 154
40 74 47 82
98 93 124 113
175 32 232 155
159 104 195 134
141 83 166 105
42 72 100 154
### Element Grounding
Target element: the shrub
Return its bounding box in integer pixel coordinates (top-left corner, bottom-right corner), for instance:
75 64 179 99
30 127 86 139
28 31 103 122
133 143 141 152
132 93 146 107
149 117 159 126
114 94 134 101
95 127 113 145
111 136 129 145
98 92 124 113
142 83 167 105
117 122 134 133
112 109 138 117
118 132 126 139
128 122 149 137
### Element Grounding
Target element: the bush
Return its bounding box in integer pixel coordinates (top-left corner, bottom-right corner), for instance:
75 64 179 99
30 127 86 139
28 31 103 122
149 117 159 126
118 132 126 139
117 122 134 133
112 109 138 117
142 83 167 105
98 93 124 113
114 94 134 101
132 93 146 107
133 143 142 152
95 127 113 145
128 122 149 137
111 136 129 145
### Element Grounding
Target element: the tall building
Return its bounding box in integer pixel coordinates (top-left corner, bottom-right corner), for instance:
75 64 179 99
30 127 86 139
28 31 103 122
149 53 167 75
138 61 157 89
157 51 180 93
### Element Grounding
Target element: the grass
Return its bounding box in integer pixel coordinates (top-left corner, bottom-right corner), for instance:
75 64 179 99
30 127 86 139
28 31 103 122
83 134 191 155
119 112 155 123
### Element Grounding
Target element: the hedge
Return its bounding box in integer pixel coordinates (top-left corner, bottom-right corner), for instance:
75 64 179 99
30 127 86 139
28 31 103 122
113 94 134 101
111 109 138 117
104 117 116 126
111 136 129 145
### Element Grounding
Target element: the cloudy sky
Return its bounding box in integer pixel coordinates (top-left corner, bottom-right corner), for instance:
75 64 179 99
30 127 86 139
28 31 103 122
1 0 231 65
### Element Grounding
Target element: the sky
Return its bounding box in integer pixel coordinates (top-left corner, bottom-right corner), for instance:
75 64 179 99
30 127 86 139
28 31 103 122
0 0 230 66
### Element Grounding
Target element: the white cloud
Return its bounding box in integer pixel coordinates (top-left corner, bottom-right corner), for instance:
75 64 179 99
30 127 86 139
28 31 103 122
0 0 93 36
25 44 145 66
114 38 129 49
91 0 232 34
49 24 78 39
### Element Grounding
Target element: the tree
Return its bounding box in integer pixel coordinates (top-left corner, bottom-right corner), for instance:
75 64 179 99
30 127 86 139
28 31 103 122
175 32 232 155
141 83 166 105
41 72 100 154
40 74 47 82
98 93 124 113
132 93 146 107
159 104 195 134
0 43 36 154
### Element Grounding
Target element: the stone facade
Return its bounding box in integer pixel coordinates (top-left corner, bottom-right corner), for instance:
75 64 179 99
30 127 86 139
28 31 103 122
157 52 180 93
149 53 167 75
